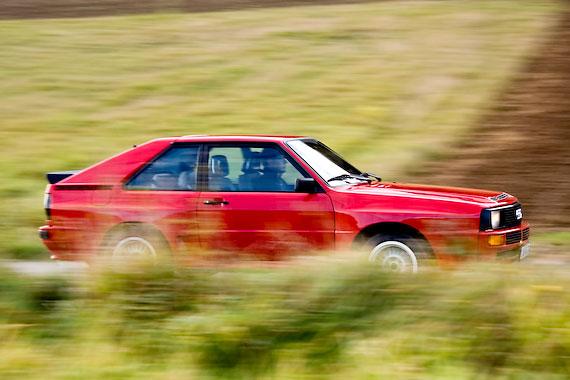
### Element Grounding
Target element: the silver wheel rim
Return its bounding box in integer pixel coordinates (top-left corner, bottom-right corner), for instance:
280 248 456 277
112 237 157 260
369 241 418 273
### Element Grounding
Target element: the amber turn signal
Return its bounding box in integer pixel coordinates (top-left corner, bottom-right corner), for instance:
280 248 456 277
488 235 505 246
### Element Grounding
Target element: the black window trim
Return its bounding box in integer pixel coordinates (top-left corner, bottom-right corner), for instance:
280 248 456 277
200 141 321 193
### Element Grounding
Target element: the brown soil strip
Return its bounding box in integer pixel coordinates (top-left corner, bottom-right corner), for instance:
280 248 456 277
418 9 570 228
0 0 380 20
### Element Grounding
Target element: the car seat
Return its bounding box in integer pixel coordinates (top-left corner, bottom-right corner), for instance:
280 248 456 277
238 152 262 191
177 162 196 190
151 172 178 190
209 155 234 191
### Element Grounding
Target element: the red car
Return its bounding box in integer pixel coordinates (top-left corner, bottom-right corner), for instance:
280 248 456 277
39 135 530 272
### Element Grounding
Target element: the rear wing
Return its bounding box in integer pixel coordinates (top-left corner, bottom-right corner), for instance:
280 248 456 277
46 171 80 184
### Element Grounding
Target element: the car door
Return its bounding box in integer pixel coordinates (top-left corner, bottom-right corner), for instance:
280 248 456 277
196 143 335 257
118 144 202 251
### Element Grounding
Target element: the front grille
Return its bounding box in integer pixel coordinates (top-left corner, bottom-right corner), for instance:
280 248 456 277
506 230 522 245
505 227 529 245
501 203 522 228
522 227 530 241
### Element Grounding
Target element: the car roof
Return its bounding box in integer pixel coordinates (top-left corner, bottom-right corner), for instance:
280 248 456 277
173 135 309 143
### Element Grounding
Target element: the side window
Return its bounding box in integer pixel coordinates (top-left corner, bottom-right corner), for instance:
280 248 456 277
126 145 199 190
207 145 307 192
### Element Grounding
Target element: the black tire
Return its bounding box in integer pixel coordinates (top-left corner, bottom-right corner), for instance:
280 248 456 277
366 233 432 273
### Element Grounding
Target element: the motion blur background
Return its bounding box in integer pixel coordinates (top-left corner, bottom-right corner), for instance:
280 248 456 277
0 0 569 378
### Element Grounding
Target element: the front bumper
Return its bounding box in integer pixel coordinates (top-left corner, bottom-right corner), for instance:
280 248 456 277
478 221 531 261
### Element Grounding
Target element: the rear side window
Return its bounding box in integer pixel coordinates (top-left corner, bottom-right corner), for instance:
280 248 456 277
125 145 199 191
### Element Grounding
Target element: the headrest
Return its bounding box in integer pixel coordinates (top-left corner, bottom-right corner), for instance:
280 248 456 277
242 152 262 173
210 155 229 177
260 148 285 174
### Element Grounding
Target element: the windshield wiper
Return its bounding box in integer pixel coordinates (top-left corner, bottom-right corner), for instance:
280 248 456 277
327 173 371 183
361 172 382 182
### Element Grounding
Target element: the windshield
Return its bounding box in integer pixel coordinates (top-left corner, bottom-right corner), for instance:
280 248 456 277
287 139 366 186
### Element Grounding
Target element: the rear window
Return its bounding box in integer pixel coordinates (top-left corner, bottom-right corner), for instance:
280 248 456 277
125 146 200 191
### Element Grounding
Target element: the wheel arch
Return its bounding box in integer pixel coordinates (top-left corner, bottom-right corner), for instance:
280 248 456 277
352 222 433 255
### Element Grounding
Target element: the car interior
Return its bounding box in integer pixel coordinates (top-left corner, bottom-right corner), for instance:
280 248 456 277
206 147 297 192
128 146 302 192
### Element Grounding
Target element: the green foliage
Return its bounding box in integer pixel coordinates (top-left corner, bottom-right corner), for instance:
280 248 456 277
0 262 569 379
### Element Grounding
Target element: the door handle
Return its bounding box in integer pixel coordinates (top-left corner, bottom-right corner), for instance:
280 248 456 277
203 198 229 205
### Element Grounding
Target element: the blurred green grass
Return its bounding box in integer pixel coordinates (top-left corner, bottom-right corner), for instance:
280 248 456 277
0 260 569 379
0 0 563 258
534 231 570 247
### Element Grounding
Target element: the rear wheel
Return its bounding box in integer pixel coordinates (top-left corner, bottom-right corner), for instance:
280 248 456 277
112 236 157 259
104 224 170 263
366 234 431 273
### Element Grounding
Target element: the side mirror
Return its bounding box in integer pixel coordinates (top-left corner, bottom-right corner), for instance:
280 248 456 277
295 178 320 193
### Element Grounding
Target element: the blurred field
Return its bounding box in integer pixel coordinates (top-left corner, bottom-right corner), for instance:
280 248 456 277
0 260 569 379
418 6 570 228
0 0 562 258
0 0 384 20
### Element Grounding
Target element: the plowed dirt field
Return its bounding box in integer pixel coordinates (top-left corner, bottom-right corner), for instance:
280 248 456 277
419 10 570 228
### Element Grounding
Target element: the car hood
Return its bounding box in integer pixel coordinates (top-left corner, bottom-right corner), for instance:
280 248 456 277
339 182 516 207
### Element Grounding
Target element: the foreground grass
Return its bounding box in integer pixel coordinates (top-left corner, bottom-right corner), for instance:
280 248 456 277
0 259 569 379
0 0 562 258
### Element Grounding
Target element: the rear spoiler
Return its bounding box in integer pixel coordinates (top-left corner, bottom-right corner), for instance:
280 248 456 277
46 170 80 184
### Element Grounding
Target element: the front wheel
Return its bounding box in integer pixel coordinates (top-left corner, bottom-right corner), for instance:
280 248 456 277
367 234 430 273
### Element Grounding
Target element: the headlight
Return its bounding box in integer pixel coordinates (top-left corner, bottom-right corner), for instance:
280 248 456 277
480 203 522 231
490 210 501 229
480 208 501 230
